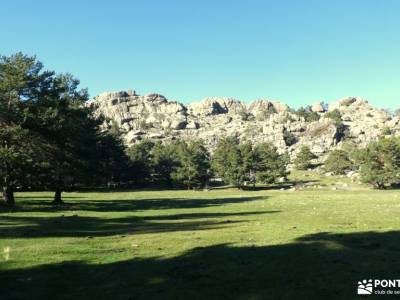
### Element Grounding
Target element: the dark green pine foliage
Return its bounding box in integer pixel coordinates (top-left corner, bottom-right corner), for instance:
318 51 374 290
358 137 400 189
324 149 353 175
293 106 320 122
96 130 129 188
0 53 111 205
254 142 288 184
29 73 101 204
126 139 156 185
239 141 257 186
212 137 250 188
0 53 52 205
294 146 317 170
152 141 180 187
325 109 348 142
172 140 210 189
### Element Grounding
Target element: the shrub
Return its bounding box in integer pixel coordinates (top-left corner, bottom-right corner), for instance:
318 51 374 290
324 149 353 175
256 106 277 121
283 129 297 146
293 106 320 122
325 109 348 142
381 126 392 136
325 109 342 124
238 109 254 121
358 137 400 189
294 146 317 170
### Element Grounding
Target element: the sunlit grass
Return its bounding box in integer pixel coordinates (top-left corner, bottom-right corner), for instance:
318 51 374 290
1 174 400 299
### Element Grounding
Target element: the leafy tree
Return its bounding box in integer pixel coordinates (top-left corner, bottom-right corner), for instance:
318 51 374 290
30 73 100 204
212 137 248 188
0 126 42 204
239 141 257 186
294 106 320 122
0 53 113 204
0 53 53 205
324 149 353 175
96 131 129 188
358 137 400 189
254 142 288 183
172 140 210 188
152 141 180 186
126 140 155 185
213 139 289 187
294 146 316 170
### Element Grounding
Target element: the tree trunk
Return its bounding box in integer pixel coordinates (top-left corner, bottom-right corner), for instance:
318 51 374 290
2 185 15 206
53 188 63 205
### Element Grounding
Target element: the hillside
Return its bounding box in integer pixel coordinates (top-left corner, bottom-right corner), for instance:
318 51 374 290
87 90 400 158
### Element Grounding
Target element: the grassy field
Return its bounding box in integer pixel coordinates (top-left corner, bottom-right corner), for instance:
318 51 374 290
1 173 400 299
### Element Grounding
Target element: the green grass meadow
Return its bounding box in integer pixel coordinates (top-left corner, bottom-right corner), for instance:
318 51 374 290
1 174 400 299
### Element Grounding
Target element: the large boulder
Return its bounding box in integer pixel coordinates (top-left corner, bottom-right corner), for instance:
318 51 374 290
188 97 246 116
311 102 325 113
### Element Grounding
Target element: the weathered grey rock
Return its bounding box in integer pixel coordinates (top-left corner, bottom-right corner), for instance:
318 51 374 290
188 97 246 116
311 102 325 113
88 90 399 159
186 120 200 129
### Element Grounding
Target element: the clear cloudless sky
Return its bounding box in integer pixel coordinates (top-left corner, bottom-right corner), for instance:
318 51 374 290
1 0 400 108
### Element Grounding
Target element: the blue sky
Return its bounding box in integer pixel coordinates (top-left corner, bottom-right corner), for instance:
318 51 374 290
1 0 400 108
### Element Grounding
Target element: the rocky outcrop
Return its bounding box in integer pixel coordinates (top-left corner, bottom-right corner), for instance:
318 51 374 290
311 102 325 113
87 90 400 158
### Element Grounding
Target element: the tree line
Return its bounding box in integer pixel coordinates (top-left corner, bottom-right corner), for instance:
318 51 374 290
105 137 289 191
1 53 400 206
0 53 290 205
323 137 400 189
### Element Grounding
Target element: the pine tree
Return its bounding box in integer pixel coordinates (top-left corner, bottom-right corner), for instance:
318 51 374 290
239 142 257 186
126 139 155 185
212 137 247 188
324 149 353 175
212 138 289 188
254 142 288 183
0 53 52 205
96 131 129 188
358 137 400 189
294 146 316 170
172 140 210 189
152 141 180 187
31 73 99 204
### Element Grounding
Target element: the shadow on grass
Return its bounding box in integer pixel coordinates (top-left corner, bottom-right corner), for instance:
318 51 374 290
213 180 320 191
3 196 265 213
1 230 399 299
14 196 83 199
241 184 294 191
0 210 278 238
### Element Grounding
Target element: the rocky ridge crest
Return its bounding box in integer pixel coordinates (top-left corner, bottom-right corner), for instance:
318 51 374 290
86 90 400 158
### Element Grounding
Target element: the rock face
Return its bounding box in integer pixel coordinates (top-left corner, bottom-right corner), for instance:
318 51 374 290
87 91 400 158
311 102 325 113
